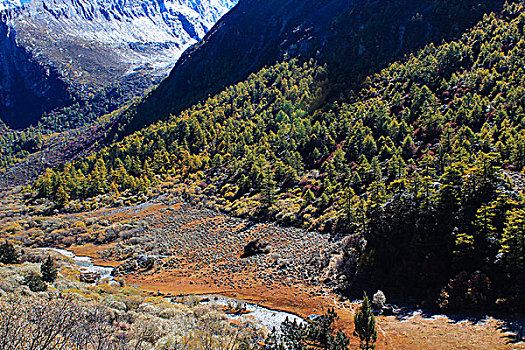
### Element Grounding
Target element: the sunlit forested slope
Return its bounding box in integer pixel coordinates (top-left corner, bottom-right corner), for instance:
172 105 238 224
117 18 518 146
35 2 525 311
1 0 505 180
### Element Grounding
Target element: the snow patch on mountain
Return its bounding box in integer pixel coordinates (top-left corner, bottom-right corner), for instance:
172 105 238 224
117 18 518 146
2 0 238 94
0 0 21 11
0 0 237 128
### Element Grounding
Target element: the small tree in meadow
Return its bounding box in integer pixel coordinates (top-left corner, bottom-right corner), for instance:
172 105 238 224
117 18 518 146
354 293 378 350
41 256 58 283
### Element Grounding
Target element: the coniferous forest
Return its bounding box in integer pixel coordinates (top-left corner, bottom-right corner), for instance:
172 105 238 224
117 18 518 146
33 2 525 313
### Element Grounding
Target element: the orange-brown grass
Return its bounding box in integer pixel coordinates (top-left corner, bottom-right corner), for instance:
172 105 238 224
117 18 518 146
122 270 523 350
8 195 518 350
69 243 120 267
97 200 523 350
378 313 524 350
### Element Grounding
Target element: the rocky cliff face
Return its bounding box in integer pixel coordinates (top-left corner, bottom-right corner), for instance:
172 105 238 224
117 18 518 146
0 0 237 128
0 19 72 128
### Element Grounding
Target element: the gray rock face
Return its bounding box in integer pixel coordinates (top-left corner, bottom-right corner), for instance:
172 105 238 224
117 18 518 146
0 19 72 128
0 0 237 128
8 0 238 88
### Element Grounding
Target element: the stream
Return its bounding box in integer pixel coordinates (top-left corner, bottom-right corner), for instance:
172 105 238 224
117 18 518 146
177 294 304 332
46 247 304 332
47 248 114 281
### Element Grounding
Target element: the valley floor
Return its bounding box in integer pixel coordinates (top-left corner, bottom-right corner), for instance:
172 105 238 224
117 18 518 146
0 186 523 349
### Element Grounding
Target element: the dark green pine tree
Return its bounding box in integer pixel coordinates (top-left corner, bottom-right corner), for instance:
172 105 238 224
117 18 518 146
41 255 58 283
261 327 285 350
354 293 378 350
260 166 277 209
281 317 308 350
331 330 351 350
0 241 19 264
276 309 349 350
308 308 349 350
24 272 48 292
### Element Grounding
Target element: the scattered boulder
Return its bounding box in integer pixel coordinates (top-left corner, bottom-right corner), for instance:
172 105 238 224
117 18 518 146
241 239 270 258
79 271 100 283
112 256 155 276
159 307 179 319
138 303 156 314
107 300 127 311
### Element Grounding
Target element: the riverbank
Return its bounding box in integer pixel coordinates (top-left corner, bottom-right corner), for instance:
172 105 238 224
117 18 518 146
54 244 524 350
123 274 525 349
1 188 523 349
49 247 307 334
57 243 523 350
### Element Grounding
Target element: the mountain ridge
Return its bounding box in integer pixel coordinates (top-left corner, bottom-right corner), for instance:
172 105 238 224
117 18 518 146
0 0 237 129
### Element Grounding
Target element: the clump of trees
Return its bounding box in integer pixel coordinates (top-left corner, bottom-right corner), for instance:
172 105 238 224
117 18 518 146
21 256 58 292
23 272 48 292
259 308 350 349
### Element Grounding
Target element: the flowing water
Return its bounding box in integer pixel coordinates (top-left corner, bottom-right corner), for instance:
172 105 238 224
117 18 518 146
44 248 114 281
46 247 304 331
186 294 304 331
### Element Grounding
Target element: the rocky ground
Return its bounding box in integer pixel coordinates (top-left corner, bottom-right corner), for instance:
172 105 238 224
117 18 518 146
143 199 334 288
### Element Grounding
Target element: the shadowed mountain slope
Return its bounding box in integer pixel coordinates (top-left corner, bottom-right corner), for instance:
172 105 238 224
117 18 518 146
112 0 505 139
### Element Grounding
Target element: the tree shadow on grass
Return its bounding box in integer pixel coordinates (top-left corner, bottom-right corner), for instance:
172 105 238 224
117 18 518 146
496 317 525 345
391 306 525 345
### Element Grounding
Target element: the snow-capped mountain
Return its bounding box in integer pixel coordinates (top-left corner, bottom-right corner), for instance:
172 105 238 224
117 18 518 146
0 0 21 12
6 0 237 89
0 0 237 128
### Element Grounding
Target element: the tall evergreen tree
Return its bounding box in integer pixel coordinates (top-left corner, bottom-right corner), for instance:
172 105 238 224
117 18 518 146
260 166 276 208
354 293 378 350
41 255 58 283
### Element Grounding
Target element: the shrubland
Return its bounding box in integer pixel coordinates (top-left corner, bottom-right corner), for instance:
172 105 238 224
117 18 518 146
0 247 263 349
